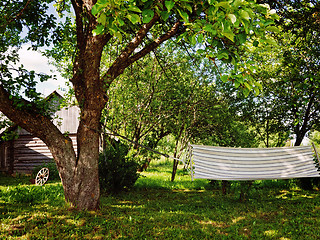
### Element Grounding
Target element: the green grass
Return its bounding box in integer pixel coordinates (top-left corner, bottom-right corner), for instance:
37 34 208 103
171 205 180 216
1 164 320 239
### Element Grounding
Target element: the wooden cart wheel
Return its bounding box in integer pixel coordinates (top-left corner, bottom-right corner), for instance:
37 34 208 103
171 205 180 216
35 167 50 186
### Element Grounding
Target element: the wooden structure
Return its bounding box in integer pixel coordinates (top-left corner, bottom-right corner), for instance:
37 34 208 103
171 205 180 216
0 91 79 174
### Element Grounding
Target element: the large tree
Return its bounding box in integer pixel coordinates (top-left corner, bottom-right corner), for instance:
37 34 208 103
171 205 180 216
251 0 320 147
0 0 278 209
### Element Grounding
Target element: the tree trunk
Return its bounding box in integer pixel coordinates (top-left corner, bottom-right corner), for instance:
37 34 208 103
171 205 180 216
59 145 100 209
171 159 179 182
294 133 304 146
294 132 313 190
50 121 101 210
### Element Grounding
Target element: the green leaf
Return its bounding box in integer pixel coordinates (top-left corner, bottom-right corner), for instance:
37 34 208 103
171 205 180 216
92 24 104 36
253 86 260 96
234 80 241 88
215 2 230 8
160 11 170 21
197 34 204 44
184 3 193 13
237 33 247 44
263 20 275 27
92 0 108 15
177 9 189 22
128 6 142 13
253 40 259 47
264 38 277 45
255 81 263 90
142 9 154 23
221 75 229 82
243 87 250 97
222 31 235 42
97 13 107 25
233 0 244 8
203 24 215 33
217 51 229 60
127 13 141 24
165 1 175 12
239 10 250 21
91 4 100 15
228 14 237 24
115 32 122 43
196 49 205 54
190 34 197 45
117 17 125 26
97 0 108 4
266 26 280 33
244 82 252 90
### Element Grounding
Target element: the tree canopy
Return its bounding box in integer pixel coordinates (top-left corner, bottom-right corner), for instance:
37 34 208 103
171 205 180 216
247 0 320 146
0 0 279 209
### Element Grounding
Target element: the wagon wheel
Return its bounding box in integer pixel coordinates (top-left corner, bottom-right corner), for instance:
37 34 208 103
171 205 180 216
35 167 50 186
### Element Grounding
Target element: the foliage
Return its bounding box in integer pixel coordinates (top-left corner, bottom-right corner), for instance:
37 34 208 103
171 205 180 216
0 0 56 102
92 0 279 95
310 131 320 146
99 141 140 193
228 83 291 148
104 42 220 156
31 161 61 181
104 42 259 182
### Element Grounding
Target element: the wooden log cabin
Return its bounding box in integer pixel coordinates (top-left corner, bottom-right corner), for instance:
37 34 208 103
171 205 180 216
0 91 79 174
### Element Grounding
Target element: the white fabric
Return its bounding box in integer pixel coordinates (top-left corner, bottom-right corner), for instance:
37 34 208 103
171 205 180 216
191 145 320 180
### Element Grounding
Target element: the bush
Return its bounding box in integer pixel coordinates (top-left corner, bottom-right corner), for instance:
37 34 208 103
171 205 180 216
99 141 140 193
32 161 60 181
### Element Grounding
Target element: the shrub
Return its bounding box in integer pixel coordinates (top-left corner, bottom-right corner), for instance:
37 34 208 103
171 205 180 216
32 161 60 181
99 141 140 193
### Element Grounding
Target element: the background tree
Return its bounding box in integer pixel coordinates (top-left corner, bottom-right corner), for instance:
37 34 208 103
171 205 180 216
262 1 319 146
228 1 320 148
103 42 259 181
0 0 278 209
104 42 220 180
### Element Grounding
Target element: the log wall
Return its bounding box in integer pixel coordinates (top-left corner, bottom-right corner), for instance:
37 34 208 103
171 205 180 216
12 133 77 173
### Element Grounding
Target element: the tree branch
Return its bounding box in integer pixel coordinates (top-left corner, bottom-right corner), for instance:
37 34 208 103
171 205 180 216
71 0 85 51
0 85 65 143
70 0 112 105
103 13 161 83
104 20 182 85
129 21 182 65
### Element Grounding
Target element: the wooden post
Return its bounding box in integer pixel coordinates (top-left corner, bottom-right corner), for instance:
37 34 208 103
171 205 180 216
8 140 14 174
189 144 194 181
0 144 4 171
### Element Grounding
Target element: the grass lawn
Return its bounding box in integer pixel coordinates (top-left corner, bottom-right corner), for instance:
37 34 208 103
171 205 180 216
1 162 320 239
